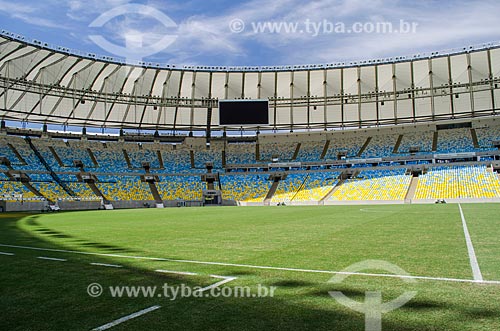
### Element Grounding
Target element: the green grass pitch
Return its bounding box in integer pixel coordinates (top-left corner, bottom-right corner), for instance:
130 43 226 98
1 204 500 330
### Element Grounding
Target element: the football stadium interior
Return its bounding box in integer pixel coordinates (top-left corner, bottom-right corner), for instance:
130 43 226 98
1 31 500 211
1 27 500 331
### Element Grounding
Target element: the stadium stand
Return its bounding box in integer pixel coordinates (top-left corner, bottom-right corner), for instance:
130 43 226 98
66 182 100 199
330 169 411 201
398 130 434 154
194 149 223 170
362 134 400 158
475 126 500 150
32 139 81 172
436 128 476 153
0 121 499 206
0 136 45 171
225 143 256 164
92 146 131 173
157 176 206 201
295 141 325 162
324 135 367 160
128 146 161 169
97 176 154 201
271 173 308 203
0 181 37 200
291 172 341 202
221 174 272 202
1 32 500 211
31 182 71 201
26 173 53 182
260 142 297 161
414 166 500 199
160 149 196 174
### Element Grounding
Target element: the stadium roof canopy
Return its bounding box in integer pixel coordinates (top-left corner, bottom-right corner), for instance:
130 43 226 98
1 30 500 132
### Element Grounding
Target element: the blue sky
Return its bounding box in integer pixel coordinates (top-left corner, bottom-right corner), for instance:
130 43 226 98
1 0 500 67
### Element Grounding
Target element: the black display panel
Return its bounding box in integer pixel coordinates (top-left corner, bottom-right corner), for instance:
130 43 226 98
219 100 269 126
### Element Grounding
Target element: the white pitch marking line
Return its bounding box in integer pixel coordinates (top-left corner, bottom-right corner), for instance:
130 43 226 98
0 251 14 256
155 269 198 276
2 243 499 285
458 204 483 282
90 263 122 268
37 256 67 262
329 271 494 284
91 305 161 331
195 275 237 293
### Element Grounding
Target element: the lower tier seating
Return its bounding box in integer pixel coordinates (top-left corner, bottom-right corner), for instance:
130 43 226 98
0 181 37 200
97 177 154 201
220 174 272 202
157 176 205 201
271 173 308 203
66 182 100 199
330 169 412 201
292 172 341 202
0 167 499 203
31 182 71 201
414 166 500 199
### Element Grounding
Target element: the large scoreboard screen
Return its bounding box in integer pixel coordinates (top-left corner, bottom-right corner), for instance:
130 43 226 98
218 100 269 126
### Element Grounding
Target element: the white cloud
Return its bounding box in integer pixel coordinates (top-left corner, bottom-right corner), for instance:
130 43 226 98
0 0 66 29
157 0 300 64
12 13 64 29
295 0 500 64
6 0 500 66
145 0 416 64
0 1 35 15
203 0 500 65
65 0 133 21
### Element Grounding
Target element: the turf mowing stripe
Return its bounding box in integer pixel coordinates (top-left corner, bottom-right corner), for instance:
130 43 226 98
195 276 237 293
155 269 198 276
2 243 499 285
37 256 67 262
90 263 122 268
91 305 161 331
0 251 14 256
458 204 483 282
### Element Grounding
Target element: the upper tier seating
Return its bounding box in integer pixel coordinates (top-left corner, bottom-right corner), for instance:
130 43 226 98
160 150 194 173
129 148 161 169
295 141 324 162
362 134 399 158
194 150 223 169
398 131 434 154
436 128 475 153
225 143 256 164
260 142 297 161
475 126 500 150
0 136 45 171
32 139 81 172
325 135 367 160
